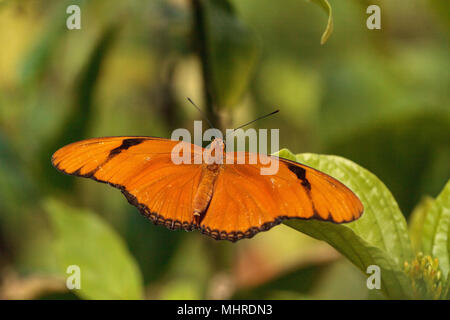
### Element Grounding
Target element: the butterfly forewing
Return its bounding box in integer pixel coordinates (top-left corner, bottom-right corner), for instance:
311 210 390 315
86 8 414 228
52 136 203 230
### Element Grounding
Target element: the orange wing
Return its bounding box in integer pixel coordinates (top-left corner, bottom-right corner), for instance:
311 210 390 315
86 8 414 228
199 153 363 241
53 138 363 242
52 136 203 230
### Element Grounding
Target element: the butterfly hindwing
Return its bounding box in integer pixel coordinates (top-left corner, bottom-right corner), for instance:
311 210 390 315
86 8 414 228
199 153 363 241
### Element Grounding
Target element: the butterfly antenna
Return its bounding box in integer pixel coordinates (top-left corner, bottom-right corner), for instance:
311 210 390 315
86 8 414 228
226 109 279 140
187 97 214 129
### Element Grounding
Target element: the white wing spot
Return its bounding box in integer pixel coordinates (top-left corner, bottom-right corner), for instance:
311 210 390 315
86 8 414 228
270 177 276 188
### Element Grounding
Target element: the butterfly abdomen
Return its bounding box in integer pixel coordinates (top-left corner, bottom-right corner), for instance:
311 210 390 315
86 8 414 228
192 164 220 223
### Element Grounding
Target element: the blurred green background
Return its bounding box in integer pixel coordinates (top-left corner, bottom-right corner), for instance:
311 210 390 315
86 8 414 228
0 0 448 299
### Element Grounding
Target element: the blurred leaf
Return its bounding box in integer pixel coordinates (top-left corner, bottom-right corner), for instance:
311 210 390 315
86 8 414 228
311 259 369 299
0 133 37 213
233 264 320 299
159 279 203 300
39 24 119 192
44 198 143 300
159 235 212 299
0 133 38 261
202 0 259 108
275 149 414 298
123 210 184 285
308 0 333 44
429 0 450 28
421 180 450 280
326 111 450 215
256 58 321 126
409 196 434 253
265 291 313 300
19 2 69 85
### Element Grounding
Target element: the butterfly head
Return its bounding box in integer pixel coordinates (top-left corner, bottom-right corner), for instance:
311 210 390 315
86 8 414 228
204 137 225 165
210 137 225 152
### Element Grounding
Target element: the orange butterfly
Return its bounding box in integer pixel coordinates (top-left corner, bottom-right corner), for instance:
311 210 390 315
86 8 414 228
52 136 363 242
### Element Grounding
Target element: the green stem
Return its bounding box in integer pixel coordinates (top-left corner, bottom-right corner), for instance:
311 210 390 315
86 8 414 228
191 0 221 131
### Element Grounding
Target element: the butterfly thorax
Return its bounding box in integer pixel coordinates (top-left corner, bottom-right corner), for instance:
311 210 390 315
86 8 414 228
192 138 224 224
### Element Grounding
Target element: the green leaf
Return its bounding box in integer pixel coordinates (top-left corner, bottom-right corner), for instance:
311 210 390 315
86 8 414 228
275 149 414 298
408 196 434 253
308 0 333 44
203 0 259 108
44 198 143 300
421 180 450 280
